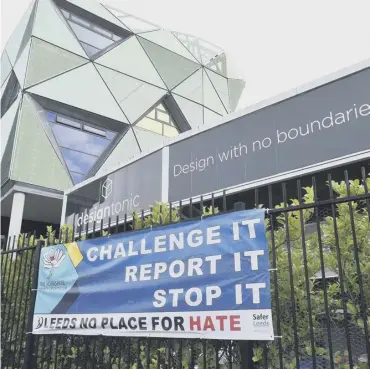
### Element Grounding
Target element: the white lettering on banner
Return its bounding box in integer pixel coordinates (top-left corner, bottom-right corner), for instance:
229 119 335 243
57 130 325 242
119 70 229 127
234 251 265 271
86 220 261 262
235 283 267 304
125 255 223 282
153 286 222 308
233 219 260 240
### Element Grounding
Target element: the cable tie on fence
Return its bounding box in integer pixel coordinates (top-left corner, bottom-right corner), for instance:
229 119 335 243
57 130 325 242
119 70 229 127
274 336 282 339
265 208 270 214
268 268 278 271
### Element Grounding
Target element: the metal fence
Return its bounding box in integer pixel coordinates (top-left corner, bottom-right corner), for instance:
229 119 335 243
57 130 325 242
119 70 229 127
1 167 370 369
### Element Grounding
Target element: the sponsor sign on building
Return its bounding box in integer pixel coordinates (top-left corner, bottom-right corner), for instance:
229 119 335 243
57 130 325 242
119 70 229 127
168 68 370 201
33 209 273 340
65 151 162 228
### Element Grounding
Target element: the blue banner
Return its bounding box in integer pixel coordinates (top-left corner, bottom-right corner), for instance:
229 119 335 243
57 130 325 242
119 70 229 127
33 209 273 340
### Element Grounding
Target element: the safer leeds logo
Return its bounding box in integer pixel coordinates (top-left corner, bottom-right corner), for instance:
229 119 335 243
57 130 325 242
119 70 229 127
43 247 66 278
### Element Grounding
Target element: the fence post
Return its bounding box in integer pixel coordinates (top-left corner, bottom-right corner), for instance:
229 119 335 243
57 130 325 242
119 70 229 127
23 240 43 369
239 341 254 369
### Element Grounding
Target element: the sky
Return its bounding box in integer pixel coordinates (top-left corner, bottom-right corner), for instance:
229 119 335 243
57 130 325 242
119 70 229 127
1 0 370 110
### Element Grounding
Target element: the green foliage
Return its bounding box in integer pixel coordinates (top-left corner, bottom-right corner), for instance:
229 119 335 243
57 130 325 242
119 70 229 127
253 177 370 368
132 202 219 230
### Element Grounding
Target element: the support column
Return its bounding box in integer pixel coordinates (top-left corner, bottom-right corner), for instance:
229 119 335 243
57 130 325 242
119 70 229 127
8 192 25 248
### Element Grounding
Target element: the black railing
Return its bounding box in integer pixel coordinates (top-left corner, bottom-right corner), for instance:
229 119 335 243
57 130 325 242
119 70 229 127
1 167 370 369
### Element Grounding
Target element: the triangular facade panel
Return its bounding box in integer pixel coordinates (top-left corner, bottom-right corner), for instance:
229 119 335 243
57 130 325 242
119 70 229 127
173 95 203 128
95 36 165 89
1 52 13 87
5 0 35 65
1 111 18 185
32 0 87 58
228 78 246 111
1 72 21 118
11 95 73 190
204 106 222 126
66 0 129 30
97 64 166 124
133 126 165 152
96 128 140 176
139 30 198 63
203 69 227 115
14 40 31 89
138 37 200 90
28 63 128 124
1 95 21 160
205 69 230 112
25 38 88 88
172 68 203 104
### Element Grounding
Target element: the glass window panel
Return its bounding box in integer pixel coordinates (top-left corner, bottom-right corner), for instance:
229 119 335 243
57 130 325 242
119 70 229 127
70 14 90 28
83 124 106 137
47 111 56 122
163 125 179 137
136 117 163 135
156 103 165 111
70 172 86 184
157 110 170 123
50 123 111 156
112 34 121 42
61 147 97 174
92 25 113 39
106 130 116 140
68 22 114 50
56 114 81 128
80 42 100 57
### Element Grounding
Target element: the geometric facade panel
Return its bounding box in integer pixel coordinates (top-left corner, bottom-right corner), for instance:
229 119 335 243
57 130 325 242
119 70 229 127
66 0 130 30
96 64 167 124
28 63 129 124
203 69 227 115
133 126 166 152
1 108 18 185
139 30 198 62
173 94 204 128
32 0 87 58
10 95 73 190
138 37 200 90
94 36 166 88
45 110 118 184
1 95 21 161
2 0 245 189
204 106 222 126
228 78 246 112
13 40 31 89
25 38 89 88
205 68 230 112
172 68 203 105
4 0 35 65
96 127 140 176
1 52 12 87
